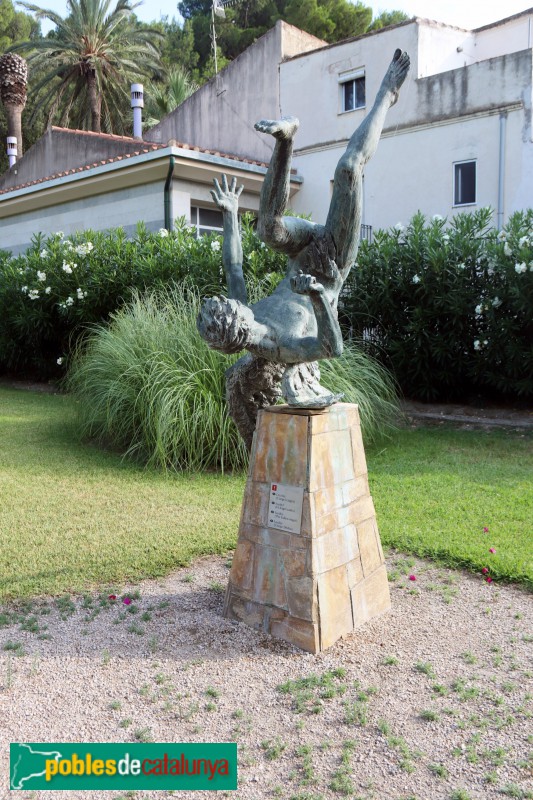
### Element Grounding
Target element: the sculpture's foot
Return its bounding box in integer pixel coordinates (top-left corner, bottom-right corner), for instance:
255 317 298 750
282 363 343 409
254 116 299 141
381 49 410 106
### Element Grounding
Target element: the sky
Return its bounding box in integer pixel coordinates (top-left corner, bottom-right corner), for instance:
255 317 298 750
29 0 533 34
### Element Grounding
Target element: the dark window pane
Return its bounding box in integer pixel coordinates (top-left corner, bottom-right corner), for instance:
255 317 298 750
344 81 354 111
199 208 223 227
355 76 365 107
455 161 476 204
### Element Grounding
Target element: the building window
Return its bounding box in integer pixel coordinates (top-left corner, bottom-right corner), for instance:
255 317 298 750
339 69 365 113
190 206 224 237
454 160 476 206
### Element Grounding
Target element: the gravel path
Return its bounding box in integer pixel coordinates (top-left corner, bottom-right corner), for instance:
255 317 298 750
1 553 531 800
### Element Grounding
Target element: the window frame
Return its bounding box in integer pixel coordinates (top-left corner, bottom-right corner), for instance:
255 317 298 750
453 159 477 207
338 68 366 115
190 205 224 238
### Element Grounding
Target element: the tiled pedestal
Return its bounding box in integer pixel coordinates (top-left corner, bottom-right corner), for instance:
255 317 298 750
223 403 390 652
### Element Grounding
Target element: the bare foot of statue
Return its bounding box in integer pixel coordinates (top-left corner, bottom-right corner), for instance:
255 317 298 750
381 48 410 106
254 116 299 141
282 362 343 409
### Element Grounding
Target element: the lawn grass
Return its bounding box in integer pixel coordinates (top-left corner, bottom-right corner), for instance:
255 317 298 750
370 426 532 588
0 387 531 599
0 387 243 600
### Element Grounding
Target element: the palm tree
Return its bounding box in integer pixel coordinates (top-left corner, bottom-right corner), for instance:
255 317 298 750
145 64 198 128
11 0 163 134
0 53 28 157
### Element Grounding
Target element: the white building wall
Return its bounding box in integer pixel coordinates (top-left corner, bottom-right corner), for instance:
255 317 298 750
280 23 419 151
1 183 191 255
281 19 532 232
474 13 533 61
290 107 529 232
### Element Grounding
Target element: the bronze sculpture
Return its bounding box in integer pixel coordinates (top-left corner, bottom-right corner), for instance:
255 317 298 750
198 49 410 448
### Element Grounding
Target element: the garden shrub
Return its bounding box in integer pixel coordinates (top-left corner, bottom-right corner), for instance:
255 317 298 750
66 285 399 472
342 208 533 402
0 216 285 379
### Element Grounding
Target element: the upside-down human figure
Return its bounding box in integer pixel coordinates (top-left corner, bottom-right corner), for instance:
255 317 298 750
197 49 410 448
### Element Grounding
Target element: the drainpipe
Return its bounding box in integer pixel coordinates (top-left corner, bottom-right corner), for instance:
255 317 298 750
497 113 507 231
131 83 144 139
7 136 16 168
164 155 175 231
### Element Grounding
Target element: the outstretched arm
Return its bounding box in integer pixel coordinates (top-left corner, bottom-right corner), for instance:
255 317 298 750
287 272 343 361
211 175 247 304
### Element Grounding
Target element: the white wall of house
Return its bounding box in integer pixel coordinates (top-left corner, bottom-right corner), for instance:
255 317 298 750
0 182 185 255
280 18 533 232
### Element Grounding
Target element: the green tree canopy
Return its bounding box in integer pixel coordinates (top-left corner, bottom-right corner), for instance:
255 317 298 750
0 0 40 52
11 0 163 133
175 0 409 79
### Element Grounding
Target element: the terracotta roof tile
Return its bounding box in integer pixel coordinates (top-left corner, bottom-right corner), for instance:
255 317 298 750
0 135 295 197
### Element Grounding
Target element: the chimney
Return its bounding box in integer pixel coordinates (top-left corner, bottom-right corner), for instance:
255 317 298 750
7 136 17 168
131 83 144 139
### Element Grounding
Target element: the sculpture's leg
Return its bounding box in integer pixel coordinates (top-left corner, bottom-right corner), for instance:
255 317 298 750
254 117 315 254
326 49 410 278
226 354 284 451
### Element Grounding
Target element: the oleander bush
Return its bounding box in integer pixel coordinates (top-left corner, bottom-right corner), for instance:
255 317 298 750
0 216 285 379
342 208 533 401
66 286 399 471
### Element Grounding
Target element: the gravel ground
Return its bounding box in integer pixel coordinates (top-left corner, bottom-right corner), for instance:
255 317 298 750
1 552 532 800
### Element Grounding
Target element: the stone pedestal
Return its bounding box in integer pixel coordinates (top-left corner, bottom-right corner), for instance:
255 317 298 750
223 403 390 653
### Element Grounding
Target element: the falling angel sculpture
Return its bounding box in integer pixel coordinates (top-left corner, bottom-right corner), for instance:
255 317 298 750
197 49 410 449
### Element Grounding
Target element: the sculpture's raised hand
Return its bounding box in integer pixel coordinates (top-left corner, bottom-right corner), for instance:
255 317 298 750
210 174 244 214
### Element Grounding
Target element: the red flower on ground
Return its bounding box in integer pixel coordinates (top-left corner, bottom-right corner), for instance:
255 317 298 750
483 527 489 533
486 576 493 583
489 548 496 554
108 594 117 601
122 597 132 605
481 567 489 575
408 574 416 581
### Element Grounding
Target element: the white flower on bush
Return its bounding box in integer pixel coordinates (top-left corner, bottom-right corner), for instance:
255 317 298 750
475 304 483 315
65 296 74 307
75 242 94 256
394 222 404 232
37 270 46 282
45 286 51 294
211 239 221 252
519 236 529 247
491 297 502 308
442 233 450 243
473 339 481 351
28 289 40 300
63 241 73 251
57 357 63 365
497 230 506 241
56 231 64 239
21 285 28 293
76 288 88 300
432 214 444 222
457 262 466 269
503 242 512 257
159 228 169 238
40 249 48 259
515 262 527 274
62 260 73 274
412 274 420 284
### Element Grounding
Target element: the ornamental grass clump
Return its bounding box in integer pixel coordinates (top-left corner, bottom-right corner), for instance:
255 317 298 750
67 285 399 472
66 287 247 472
